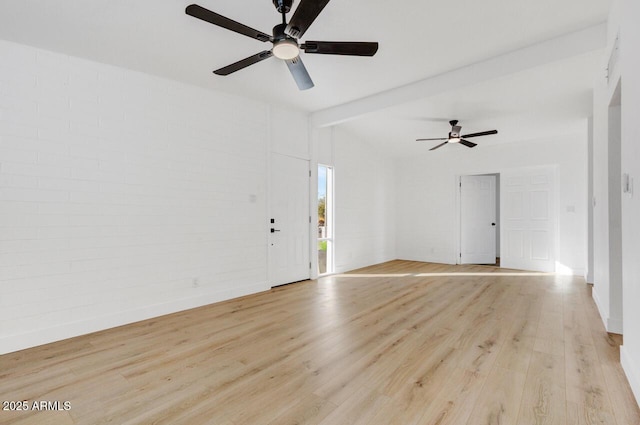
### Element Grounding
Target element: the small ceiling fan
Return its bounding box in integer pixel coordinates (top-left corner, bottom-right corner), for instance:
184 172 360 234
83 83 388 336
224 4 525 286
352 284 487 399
416 120 498 151
185 0 379 90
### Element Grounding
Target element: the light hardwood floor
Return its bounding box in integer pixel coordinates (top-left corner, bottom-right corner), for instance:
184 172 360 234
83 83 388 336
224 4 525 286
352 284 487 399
1 260 639 425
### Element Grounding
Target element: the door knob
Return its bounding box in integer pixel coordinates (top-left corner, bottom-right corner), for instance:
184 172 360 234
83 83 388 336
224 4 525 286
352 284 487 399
491 223 496 226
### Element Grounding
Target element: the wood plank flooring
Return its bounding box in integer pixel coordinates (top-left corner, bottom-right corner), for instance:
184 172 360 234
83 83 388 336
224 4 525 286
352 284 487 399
1 260 639 425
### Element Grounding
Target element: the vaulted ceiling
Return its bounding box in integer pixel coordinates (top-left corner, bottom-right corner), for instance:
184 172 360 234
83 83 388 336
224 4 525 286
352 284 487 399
0 0 611 156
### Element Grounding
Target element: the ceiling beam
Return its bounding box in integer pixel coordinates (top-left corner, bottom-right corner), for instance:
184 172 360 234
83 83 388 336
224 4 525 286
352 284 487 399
310 23 607 128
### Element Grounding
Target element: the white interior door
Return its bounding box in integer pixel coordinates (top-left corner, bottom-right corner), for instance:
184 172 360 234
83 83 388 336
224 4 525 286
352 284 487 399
460 175 497 264
501 166 556 272
269 153 310 286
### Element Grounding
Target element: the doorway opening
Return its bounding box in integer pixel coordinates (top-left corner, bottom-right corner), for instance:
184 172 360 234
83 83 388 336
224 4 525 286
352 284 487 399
459 173 499 266
318 165 334 275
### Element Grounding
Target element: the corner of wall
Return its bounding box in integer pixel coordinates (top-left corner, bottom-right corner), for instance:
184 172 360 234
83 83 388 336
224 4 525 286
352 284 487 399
607 317 623 335
591 288 609 330
621 345 640 407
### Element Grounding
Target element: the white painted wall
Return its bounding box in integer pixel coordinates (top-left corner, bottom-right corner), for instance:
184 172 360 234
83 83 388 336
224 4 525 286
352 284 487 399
619 0 640 406
607 99 623 334
330 127 397 272
591 0 623 334
0 41 307 354
396 133 588 275
591 0 640 404
592 75 612 326
269 106 310 160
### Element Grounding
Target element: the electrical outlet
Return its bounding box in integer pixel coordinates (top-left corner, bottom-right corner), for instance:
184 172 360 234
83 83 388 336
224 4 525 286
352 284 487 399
623 173 634 196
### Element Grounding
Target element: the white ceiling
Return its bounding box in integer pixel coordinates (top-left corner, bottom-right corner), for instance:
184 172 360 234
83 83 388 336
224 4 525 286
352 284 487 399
340 49 601 157
0 0 611 156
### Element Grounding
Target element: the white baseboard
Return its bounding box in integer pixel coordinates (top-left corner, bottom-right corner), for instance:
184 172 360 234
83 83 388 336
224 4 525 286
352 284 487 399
571 267 586 276
621 345 640 408
586 271 595 284
607 316 624 334
396 254 456 266
591 288 609 330
0 281 269 355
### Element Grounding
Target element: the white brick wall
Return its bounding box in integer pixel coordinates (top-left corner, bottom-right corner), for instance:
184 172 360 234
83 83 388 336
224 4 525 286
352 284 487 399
0 41 271 353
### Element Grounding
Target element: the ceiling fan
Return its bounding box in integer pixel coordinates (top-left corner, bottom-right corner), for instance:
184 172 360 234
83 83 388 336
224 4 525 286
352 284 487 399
185 0 379 90
416 120 498 151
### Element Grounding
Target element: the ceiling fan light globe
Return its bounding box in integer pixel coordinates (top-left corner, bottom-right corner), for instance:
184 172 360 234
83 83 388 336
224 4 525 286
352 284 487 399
273 40 300 60
449 137 461 143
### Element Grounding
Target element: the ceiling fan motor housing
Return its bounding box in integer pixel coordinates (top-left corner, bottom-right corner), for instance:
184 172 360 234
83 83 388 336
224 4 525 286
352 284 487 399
272 0 293 13
273 23 293 41
272 23 300 60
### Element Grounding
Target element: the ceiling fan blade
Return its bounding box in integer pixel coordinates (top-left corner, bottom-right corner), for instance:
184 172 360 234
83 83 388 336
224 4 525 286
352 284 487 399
302 41 379 56
407 117 451 123
285 56 314 90
416 137 448 141
429 141 449 151
186 4 272 43
459 139 477 148
285 0 331 38
214 50 274 76
461 130 498 138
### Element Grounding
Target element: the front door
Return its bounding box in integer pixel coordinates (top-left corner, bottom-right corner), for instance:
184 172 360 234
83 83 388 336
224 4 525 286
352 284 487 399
460 175 497 264
269 153 310 286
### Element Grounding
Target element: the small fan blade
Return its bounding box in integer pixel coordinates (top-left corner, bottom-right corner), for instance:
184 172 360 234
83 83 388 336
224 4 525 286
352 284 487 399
214 51 274 76
302 41 378 56
429 141 449 151
186 4 272 42
407 117 451 123
285 56 314 90
461 130 498 138
416 137 448 141
459 139 477 148
286 0 331 38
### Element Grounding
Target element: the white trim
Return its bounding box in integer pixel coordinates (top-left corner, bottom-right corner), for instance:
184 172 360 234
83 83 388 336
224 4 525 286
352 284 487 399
309 127 319 280
0 282 269 355
455 175 462 265
590 288 623 334
607 317 623 335
621 345 640 407
317 164 335 276
592 288 609 330
266 106 275 285
571 268 586 276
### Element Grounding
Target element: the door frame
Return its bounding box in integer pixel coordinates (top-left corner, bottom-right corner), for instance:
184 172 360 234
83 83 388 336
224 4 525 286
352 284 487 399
317 164 335 276
606 79 623 333
455 173 500 265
